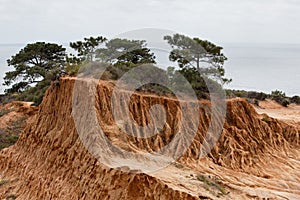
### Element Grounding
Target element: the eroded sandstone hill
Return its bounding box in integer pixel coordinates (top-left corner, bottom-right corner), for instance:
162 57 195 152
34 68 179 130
0 78 299 199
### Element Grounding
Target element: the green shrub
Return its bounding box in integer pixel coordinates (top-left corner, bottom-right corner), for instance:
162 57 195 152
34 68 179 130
291 96 300 104
235 90 248 98
247 91 268 100
6 194 17 200
226 90 269 100
66 64 81 76
0 94 17 105
254 99 259 106
17 80 50 105
6 135 19 144
0 179 8 186
262 117 270 123
270 90 290 107
0 116 27 150
0 108 13 117
226 89 294 107
271 90 286 97
281 98 290 107
196 175 228 196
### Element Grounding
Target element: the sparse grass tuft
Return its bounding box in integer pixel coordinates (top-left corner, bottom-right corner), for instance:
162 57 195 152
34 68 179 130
6 194 17 200
196 175 228 196
0 179 8 186
262 117 270 123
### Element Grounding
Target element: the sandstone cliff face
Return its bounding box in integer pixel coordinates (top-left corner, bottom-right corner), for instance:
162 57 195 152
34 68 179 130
0 78 299 199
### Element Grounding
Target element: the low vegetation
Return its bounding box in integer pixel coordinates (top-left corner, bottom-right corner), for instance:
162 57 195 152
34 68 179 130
227 89 299 107
0 179 8 186
0 116 27 150
6 194 17 200
196 174 228 197
0 108 13 117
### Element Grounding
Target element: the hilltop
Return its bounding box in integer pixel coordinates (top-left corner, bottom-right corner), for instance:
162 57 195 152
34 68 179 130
0 78 299 199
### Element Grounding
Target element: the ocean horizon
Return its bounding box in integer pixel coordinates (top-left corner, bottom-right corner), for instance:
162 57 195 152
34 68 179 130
1 43 300 96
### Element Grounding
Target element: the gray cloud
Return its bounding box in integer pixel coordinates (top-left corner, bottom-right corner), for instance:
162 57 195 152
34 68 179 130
0 0 299 44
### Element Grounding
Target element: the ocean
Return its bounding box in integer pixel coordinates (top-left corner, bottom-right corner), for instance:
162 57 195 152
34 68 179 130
1 43 300 96
0 44 24 93
223 43 300 96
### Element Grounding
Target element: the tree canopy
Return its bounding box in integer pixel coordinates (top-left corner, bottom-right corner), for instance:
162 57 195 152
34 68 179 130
4 42 66 93
70 36 107 61
95 38 156 65
164 34 230 83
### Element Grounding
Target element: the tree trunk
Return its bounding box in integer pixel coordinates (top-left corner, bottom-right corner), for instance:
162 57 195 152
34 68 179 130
196 54 200 70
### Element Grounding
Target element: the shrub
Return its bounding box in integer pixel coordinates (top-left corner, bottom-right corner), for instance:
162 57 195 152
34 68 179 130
0 116 27 150
66 64 81 76
6 194 17 200
196 175 227 195
291 96 300 104
271 90 286 97
0 108 13 117
225 90 235 98
270 90 290 107
262 117 270 123
0 179 8 186
247 91 268 101
281 98 290 107
0 94 17 105
17 80 51 105
235 90 248 98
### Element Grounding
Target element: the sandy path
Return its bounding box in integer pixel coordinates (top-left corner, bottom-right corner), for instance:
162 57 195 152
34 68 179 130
255 99 300 125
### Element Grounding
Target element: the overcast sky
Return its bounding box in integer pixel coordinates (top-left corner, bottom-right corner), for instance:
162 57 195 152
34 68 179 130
0 0 299 44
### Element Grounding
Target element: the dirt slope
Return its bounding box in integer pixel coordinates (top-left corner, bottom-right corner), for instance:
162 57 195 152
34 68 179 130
0 101 37 129
0 101 37 150
0 78 299 199
256 99 300 127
